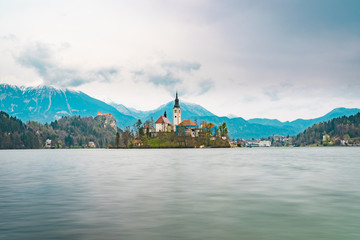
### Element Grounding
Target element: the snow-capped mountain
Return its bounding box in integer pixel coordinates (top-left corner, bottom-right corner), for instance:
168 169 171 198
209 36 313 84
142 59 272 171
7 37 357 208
0 84 137 128
110 101 216 122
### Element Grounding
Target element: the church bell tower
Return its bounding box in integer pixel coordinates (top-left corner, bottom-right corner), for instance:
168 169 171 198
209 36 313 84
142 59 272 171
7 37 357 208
173 92 181 131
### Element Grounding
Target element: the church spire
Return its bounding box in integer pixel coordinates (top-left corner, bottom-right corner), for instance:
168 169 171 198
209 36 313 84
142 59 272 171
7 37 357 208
174 91 180 108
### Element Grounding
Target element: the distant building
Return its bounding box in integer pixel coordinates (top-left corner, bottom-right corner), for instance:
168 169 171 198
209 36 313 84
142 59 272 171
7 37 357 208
246 141 259 147
259 140 271 147
97 112 112 116
340 139 349 146
323 134 330 143
155 112 172 132
96 112 117 131
45 139 52 148
88 141 96 148
132 139 143 147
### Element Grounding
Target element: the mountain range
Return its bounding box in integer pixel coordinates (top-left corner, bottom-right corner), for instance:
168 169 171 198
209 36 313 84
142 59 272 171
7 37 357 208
0 84 136 128
1 84 359 139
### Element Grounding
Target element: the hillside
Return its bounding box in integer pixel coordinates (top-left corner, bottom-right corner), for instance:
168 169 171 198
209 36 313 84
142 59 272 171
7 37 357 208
294 112 360 146
0 110 119 149
0 111 40 149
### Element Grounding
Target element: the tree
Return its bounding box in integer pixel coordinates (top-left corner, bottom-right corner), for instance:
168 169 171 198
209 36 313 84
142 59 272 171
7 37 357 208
65 134 73 148
219 122 228 136
115 132 120 147
135 119 142 137
121 127 133 146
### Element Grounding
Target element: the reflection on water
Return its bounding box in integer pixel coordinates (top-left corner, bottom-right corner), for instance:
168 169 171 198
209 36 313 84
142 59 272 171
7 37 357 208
1 148 360 240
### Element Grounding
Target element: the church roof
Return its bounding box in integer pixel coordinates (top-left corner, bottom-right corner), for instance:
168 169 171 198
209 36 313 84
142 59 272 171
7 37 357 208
155 116 171 124
180 120 196 126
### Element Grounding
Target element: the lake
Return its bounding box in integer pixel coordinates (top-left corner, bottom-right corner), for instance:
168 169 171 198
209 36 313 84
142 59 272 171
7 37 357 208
0 148 359 240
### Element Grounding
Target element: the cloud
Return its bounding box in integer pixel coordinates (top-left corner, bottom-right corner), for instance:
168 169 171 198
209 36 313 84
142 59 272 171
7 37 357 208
15 42 118 87
0 34 17 41
131 59 213 96
197 80 214 95
264 89 279 101
148 72 182 89
161 61 201 72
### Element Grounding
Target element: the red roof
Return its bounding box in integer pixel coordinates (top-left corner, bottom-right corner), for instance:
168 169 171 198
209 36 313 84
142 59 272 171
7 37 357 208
180 120 196 126
155 116 171 124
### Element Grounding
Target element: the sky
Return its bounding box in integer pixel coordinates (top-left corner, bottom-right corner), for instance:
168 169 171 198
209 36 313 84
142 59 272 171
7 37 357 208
1 0 360 121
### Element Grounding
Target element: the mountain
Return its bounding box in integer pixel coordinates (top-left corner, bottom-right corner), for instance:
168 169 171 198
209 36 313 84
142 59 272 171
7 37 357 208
1 84 359 139
247 118 284 127
111 101 216 122
0 84 137 129
110 103 149 120
247 107 360 133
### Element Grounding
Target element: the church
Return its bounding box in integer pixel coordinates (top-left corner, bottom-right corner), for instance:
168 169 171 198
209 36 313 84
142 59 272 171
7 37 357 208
155 92 198 136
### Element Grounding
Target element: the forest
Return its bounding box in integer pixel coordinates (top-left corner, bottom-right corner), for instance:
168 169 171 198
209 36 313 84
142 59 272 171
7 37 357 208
294 112 360 146
0 111 118 149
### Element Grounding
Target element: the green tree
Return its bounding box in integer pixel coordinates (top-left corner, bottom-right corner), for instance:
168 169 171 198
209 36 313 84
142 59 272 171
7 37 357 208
135 119 142 137
219 122 228 136
115 132 120 147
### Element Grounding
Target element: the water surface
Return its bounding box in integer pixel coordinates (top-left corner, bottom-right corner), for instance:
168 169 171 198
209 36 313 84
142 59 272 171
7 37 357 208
1 148 359 239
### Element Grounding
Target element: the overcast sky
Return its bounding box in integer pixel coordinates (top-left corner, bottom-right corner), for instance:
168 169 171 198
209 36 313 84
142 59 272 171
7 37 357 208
1 0 360 121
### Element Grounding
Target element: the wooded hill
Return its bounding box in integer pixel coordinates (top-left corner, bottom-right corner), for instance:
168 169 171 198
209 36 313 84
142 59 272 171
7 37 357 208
0 111 40 149
0 111 118 149
294 112 360 146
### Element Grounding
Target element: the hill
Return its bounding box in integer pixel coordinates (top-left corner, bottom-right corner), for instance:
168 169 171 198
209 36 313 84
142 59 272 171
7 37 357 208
0 111 40 149
0 110 119 149
294 112 360 146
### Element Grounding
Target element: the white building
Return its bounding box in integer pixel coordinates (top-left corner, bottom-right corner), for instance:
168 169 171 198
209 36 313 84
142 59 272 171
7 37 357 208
259 140 271 147
155 113 172 132
45 139 52 148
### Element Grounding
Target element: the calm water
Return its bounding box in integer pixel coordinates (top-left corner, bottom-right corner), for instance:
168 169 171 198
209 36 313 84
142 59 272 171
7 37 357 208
0 148 359 240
